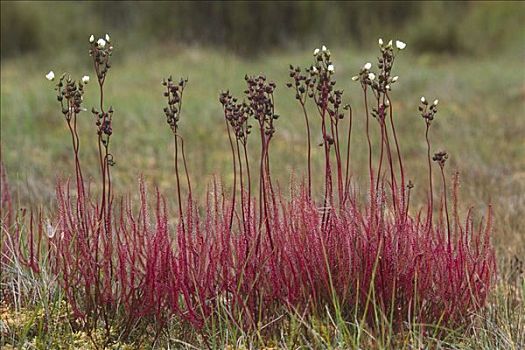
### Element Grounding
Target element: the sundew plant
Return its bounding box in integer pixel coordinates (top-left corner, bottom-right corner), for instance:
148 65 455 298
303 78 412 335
0 35 497 348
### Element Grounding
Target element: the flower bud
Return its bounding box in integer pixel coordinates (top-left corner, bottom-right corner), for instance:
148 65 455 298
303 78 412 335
314 48 320 55
105 33 111 42
89 34 95 43
392 76 399 82
433 99 439 106
378 38 384 46
81 75 90 84
327 64 334 72
421 96 426 103
351 75 359 81
363 62 372 70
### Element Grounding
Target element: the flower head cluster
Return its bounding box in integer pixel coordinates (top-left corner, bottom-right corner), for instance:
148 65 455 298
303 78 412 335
287 45 345 120
219 91 252 144
286 64 313 104
433 150 449 168
244 74 278 137
419 96 439 124
353 38 406 93
54 74 87 121
89 33 113 83
162 76 188 134
92 105 114 140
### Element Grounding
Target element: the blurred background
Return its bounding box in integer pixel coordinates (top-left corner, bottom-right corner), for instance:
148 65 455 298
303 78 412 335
1 1 524 255
1 1 523 58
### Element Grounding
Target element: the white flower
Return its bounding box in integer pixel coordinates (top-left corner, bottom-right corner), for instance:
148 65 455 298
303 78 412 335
368 72 376 81
327 64 334 72
392 76 399 82
433 99 439 106
45 71 55 81
105 33 111 42
396 40 407 50
314 48 320 55
81 75 90 84
97 38 106 48
351 75 360 81
311 66 318 74
89 34 95 43
421 96 426 103
322 45 327 52
363 62 372 70
385 84 391 90
378 38 384 46
387 40 393 47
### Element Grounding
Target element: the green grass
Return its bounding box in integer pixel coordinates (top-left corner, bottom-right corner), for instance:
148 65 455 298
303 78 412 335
1 43 524 348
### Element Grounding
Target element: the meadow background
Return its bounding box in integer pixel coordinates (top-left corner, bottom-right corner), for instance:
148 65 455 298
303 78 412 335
1 1 524 348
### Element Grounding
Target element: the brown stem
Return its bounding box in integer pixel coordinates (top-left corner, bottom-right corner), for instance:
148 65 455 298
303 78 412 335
363 87 374 192
440 166 451 245
177 135 193 200
386 92 405 207
225 120 237 232
174 133 185 231
299 99 312 198
344 106 353 204
242 142 251 221
236 140 246 232
425 122 433 221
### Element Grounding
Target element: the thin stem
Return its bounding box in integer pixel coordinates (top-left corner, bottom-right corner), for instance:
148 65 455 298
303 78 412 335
344 106 353 204
242 142 251 221
177 134 193 201
386 92 405 206
299 99 312 198
440 166 451 245
425 122 433 221
363 87 374 192
225 120 236 232
174 133 185 231
236 140 246 232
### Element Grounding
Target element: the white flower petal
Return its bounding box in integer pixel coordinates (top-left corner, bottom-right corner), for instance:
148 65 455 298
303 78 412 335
82 75 90 84
45 71 55 81
97 38 106 48
392 76 399 82
352 75 359 81
314 48 320 55
378 38 383 46
327 64 335 72
322 45 327 52
89 34 95 43
105 33 111 42
396 40 407 50
363 62 372 70
421 96 426 103
368 72 376 81
433 99 439 106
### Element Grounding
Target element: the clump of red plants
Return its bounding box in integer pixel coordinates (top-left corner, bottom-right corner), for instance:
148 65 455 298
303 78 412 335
0 36 496 343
